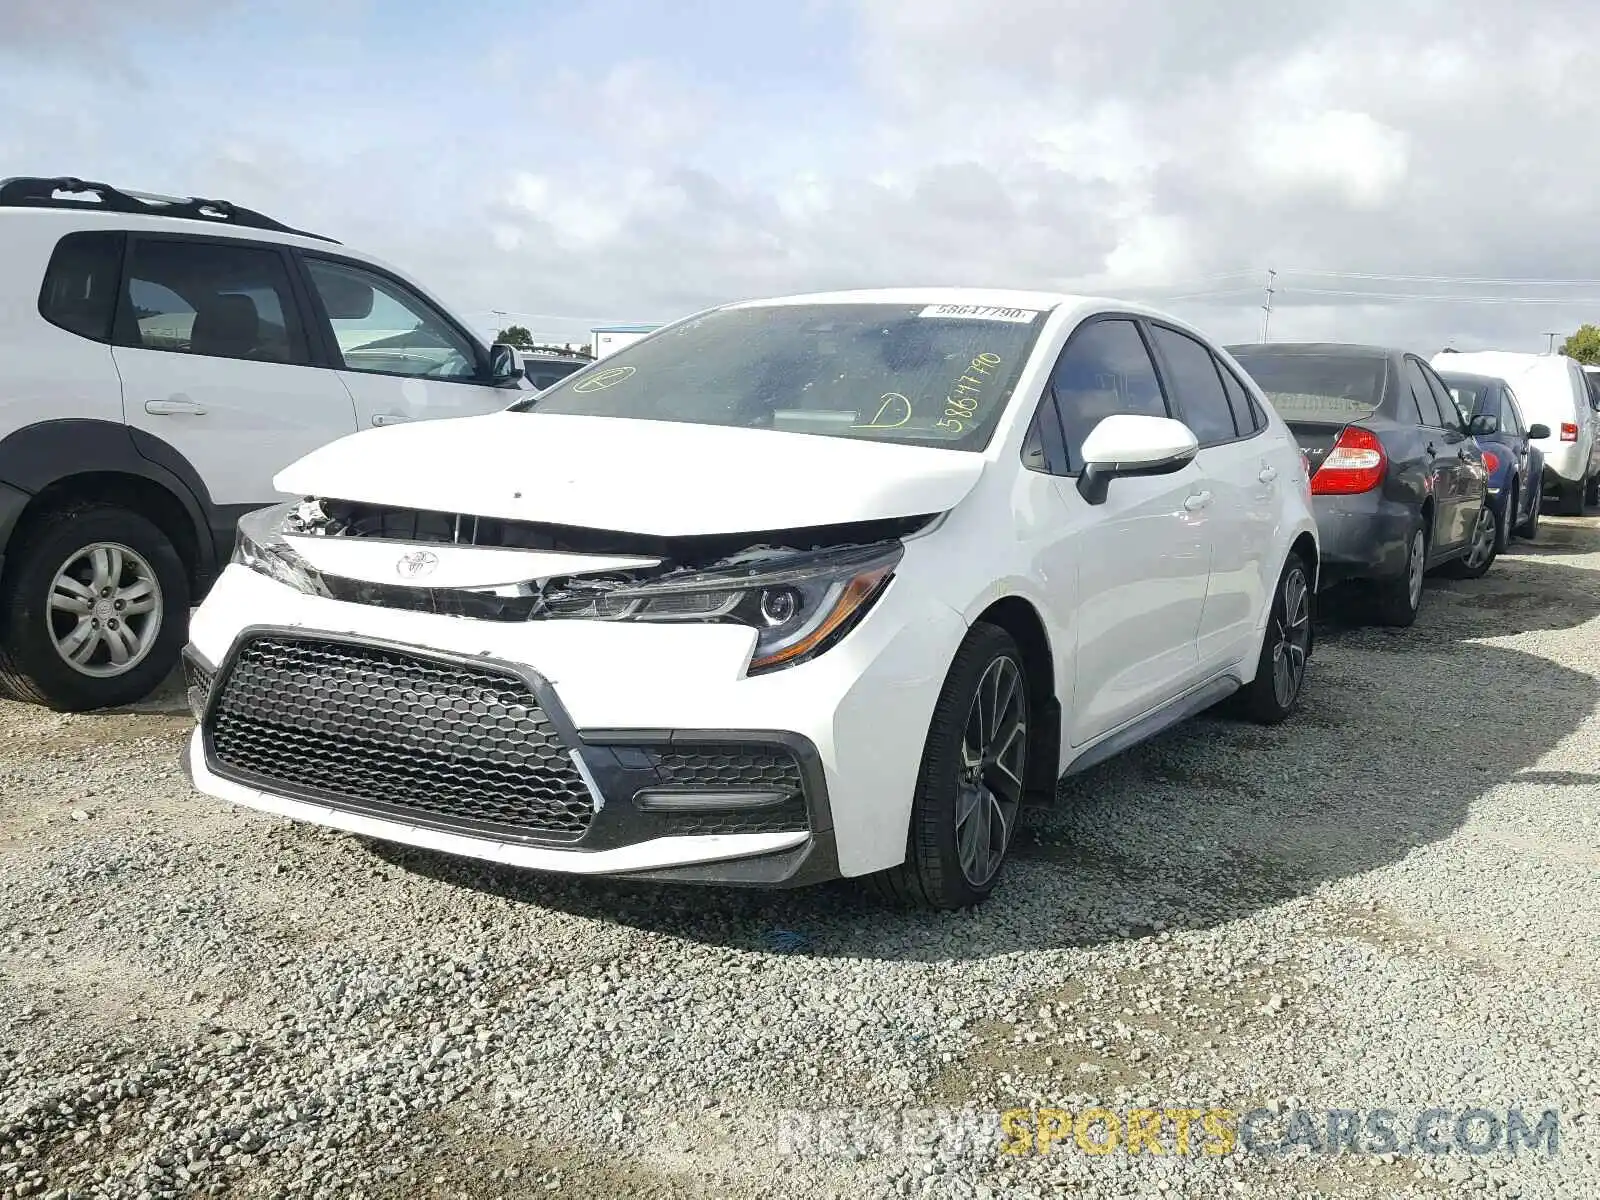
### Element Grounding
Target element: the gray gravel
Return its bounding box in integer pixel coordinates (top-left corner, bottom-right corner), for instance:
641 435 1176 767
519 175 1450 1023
4 521 1600 1199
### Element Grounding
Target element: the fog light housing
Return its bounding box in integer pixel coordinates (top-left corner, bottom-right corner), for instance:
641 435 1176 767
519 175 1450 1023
182 650 216 721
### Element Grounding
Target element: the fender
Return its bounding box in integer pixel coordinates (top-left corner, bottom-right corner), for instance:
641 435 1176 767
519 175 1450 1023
0 418 220 583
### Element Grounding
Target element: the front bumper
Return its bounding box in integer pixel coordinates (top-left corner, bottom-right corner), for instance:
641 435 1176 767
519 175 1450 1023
1307 492 1415 590
182 562 967 884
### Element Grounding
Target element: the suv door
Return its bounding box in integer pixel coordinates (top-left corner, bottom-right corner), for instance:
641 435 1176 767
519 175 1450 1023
297 254 514 428
112 235 361 510
1402 357 1466 552
1020 316 1210 748
1145 322 1274 674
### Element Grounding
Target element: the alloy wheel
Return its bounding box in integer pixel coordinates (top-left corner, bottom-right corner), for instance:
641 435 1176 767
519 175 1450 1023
1465 505 1496 569
1407 531 1426 610
954 656 1028 888
46 542 164 678
1271 564 1312 708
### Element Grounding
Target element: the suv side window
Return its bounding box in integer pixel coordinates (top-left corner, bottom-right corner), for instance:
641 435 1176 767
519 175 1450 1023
1404 359 1445 427
303 257 480 381
1148 324 1238 445
1044 318 1169 472
38 231 125 344
117 238 308 364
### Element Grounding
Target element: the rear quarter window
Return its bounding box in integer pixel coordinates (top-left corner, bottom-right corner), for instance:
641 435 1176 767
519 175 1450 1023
37 230 125 343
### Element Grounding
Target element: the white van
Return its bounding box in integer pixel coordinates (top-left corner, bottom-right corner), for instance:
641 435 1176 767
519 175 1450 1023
1431 350 1600 514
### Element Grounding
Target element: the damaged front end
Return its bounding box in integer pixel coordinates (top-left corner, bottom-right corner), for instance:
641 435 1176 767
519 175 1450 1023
231 499 936 673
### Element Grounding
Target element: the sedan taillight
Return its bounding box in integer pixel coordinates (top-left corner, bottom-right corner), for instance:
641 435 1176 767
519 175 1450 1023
1310 426 1387 495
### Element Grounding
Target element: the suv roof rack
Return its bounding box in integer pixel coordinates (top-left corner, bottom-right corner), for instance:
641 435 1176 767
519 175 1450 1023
0 176 340 244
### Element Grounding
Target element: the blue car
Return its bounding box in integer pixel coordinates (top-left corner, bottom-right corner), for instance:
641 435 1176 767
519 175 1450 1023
1436 369 1548 547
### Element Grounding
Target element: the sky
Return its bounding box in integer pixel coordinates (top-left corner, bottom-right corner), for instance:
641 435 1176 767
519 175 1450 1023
5 0 1600 352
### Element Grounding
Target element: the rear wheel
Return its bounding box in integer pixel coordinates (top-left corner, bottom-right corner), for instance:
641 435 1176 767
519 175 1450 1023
871 623 1030 910
1444 500 1499 579
1371 521 1426 627
0 506 189 711
1238 552 1313 724
1586 474 1600 506
1517 482 1541 539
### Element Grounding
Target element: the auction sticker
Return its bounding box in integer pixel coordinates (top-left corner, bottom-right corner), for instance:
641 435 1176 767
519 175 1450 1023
918 304 1040 323
573 365 636 392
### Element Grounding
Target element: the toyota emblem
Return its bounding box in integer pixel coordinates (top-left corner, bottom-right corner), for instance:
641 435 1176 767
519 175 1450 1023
395 550 440 580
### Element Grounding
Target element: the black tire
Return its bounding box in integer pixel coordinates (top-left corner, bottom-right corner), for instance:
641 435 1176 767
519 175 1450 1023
1517 481 1541 539
1493 485 1514 555
870 623 1030 910
1443 498 1499 580
1371 520 1426 628
1238 552 1314 725
0 505 190 712
1554 477 1585 516
1586 473 1600 507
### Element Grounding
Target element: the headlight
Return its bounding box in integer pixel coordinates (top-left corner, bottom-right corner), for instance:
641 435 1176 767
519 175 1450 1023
543 541 903 673
232 502 330 597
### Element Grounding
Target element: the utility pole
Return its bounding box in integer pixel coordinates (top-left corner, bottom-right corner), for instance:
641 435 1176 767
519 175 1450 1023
1261 270 1277 341
1544 332 1558 354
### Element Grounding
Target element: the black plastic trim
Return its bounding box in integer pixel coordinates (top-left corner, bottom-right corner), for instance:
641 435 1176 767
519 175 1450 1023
197 628 836 871
0 480 30 574
0 176 338 243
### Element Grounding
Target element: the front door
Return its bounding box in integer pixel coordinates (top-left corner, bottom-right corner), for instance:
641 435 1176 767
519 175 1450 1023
113 235 360 507
297 255 515 430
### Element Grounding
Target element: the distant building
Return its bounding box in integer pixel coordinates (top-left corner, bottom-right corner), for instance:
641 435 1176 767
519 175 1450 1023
591 324 659 358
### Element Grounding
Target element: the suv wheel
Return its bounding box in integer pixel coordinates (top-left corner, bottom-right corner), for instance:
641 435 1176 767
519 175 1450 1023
0 506 190 711
871 623 1029 910
1555 476 1586 516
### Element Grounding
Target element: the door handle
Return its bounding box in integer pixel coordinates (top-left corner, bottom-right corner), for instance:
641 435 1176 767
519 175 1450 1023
1184 491 1213 512
144 397 207 416
371 413 414 427
1258 466 1278 484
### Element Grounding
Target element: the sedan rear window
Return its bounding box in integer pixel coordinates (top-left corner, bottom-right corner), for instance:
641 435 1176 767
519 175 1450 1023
1228 351 1386 423
513 302 1049 451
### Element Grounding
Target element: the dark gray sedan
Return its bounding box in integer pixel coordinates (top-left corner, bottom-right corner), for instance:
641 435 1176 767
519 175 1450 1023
1226 342 1495 627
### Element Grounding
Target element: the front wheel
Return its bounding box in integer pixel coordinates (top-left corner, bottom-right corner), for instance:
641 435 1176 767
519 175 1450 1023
871 623 1030 910
0 506 190 711
1444 500 1499 579
1371 522 1427 627
1238 553 1313 724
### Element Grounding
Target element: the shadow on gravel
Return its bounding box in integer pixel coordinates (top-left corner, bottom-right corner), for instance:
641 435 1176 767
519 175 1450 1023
373 551 1600 963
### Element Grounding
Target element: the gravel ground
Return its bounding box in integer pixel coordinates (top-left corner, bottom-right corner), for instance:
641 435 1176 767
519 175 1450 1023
3 520 1599 1199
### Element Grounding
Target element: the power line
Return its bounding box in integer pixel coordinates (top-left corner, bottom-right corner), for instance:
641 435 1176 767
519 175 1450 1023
1273 287 1600 304
1277 268 1600 287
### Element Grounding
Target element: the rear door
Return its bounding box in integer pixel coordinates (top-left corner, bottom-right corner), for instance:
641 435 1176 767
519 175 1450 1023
295 253 514 429
1421 359 1486 546
1403 357 1467 551
111 234 360 508
1145 322 1272 674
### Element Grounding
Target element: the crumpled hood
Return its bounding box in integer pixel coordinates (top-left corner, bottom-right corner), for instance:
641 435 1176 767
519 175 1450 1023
273 411 987 536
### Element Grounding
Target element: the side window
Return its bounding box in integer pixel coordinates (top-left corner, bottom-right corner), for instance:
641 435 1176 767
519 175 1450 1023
1502 387 1525 436
118 238 306 364
1148 325 1239 445
1020 395 1071 475
1423 366 1466 430
38 230 125 343
1048 318 1168 470
1217 359 1263 436
1404 359 1444 427
304 258 479 381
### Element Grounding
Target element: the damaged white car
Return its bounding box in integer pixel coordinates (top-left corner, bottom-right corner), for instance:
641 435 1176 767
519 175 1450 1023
181 289 1318 909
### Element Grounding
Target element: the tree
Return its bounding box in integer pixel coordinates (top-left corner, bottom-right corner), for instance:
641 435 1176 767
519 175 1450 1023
1560 324 1600 364
496 324 535 349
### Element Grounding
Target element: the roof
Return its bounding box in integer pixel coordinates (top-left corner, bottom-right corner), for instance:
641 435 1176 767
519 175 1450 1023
1226 340 1399 359
1432 369 1506 388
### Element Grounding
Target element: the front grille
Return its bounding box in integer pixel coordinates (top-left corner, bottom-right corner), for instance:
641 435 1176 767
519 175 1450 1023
206 635 595 839
647 744 810 836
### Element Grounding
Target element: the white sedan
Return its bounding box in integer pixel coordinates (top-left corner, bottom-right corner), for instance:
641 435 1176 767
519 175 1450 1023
180 289 1319 909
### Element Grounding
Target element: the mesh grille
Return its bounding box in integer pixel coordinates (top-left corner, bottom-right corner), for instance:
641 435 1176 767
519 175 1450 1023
649 744 809 836
206 635 595 838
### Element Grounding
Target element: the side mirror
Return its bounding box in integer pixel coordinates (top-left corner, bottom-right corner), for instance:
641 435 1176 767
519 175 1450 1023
1469 413 1499 435
1528 423 1551 440
1076 414 1200 505
488 343 525 385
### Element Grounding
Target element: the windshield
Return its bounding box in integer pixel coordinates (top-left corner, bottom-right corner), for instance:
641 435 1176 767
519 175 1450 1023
513 302 1050 450
1228 351 1387 423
